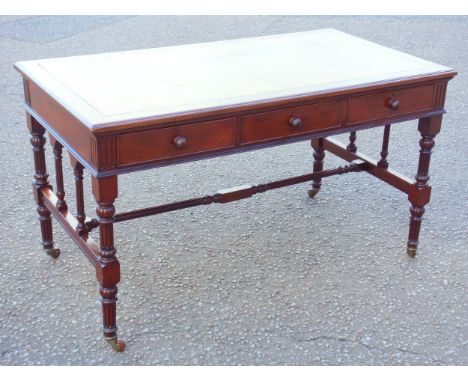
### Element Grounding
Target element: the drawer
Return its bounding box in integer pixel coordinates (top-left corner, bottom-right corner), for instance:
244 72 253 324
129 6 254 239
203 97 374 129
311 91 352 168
118 118 236 165
347 85 434 125
241 101 341 144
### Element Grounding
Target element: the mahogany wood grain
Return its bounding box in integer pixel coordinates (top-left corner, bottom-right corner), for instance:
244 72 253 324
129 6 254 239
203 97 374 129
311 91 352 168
407 116 442 257
347 84 434 125
241 100 341 144
118 118 235 166
72 160 87 235
21 79 448 179
378 124 391 169
29 116 55 253
322 137 414 195
41 187 99 266
26 80 94 169
16 29 456 352
91 175 123 350
347 131 357 153
115 160 366 223
309 138 325 198
49 135 67 211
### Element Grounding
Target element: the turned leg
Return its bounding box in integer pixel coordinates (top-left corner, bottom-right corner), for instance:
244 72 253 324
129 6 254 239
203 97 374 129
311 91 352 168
308 138 325 198
347 131 357 153
378 124 391 169
70 156 87 235
28 116 60 258
407 116 442 257
92 175 125 352
49 136 67 212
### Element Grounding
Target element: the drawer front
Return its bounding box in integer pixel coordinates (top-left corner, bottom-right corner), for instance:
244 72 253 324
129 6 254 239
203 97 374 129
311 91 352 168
347 85 434 125
241 101 341 144
118 118 236 165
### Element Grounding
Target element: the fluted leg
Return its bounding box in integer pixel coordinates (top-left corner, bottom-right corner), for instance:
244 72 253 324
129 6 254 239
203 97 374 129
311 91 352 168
92 175 125 352
28 117 59 258
407 116 442 257
308 138 325 198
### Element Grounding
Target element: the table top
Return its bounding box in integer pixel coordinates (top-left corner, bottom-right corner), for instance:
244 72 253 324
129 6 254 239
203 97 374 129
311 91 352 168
15 28 455 130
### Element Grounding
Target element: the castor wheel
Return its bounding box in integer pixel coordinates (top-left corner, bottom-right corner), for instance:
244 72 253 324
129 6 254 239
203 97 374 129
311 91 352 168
44 247 60 258
106 338 126 352
308 188 320 198
407 247 417 258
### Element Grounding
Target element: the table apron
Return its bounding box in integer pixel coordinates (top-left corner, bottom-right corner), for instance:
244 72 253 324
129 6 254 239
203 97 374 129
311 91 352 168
99 109 445 178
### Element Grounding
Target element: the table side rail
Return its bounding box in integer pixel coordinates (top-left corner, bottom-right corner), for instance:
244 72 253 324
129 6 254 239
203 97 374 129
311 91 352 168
40 187 100 267
322 137 415 195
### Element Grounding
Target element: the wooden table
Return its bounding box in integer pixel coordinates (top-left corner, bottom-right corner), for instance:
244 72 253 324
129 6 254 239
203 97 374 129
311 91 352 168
15 29 456 352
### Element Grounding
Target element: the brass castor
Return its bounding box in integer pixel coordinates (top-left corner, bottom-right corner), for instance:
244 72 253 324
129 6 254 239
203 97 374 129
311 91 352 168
407 247 417 258
106 338 126 352
44 247 60 258
308 188 320 198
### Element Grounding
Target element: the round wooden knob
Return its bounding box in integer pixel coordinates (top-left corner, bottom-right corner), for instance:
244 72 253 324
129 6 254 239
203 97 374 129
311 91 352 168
386 98 400 110
289 117 303 129
173 136 187 149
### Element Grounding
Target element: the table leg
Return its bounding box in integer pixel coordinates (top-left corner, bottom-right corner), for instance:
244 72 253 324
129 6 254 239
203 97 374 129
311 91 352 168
377 124 391 169
91 175 125 352
71 158 87 234
28 116 60 258
407 116 442 257
347 131 357 153
308 138 325 198
49 137 68 212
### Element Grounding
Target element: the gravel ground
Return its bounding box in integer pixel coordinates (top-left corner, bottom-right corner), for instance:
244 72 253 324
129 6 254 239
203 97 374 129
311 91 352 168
0 16 467 365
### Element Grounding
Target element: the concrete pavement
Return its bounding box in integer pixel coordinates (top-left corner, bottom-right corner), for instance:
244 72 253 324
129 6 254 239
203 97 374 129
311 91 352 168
0 16 466 365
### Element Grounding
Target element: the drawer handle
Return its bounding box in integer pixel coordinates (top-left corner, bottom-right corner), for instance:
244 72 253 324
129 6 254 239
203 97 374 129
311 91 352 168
173 136 188 149
289 117 303 129
386 98 400 111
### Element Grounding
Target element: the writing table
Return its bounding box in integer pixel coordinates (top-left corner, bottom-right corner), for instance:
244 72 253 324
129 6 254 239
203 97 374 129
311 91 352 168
15 29 456 351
